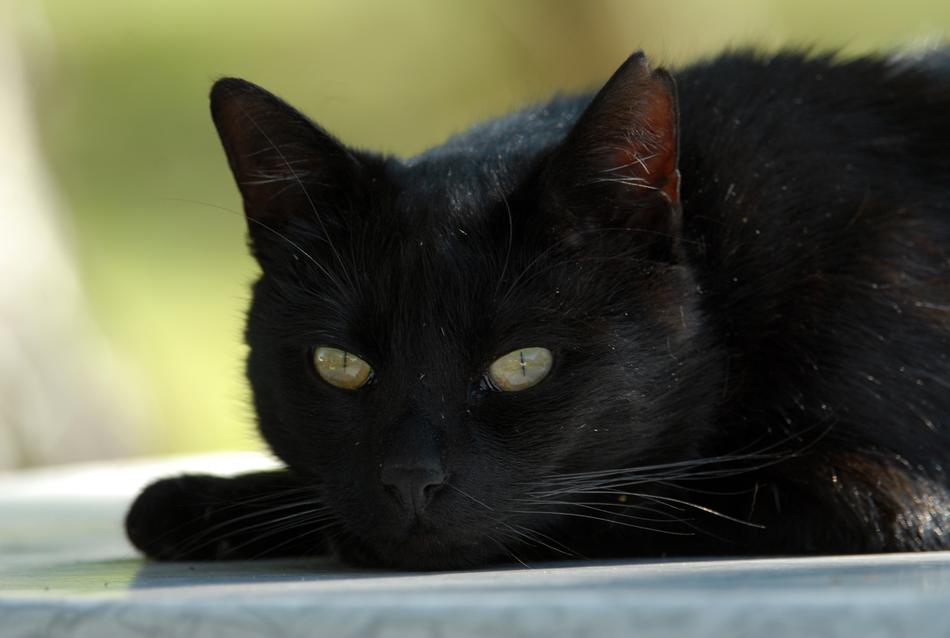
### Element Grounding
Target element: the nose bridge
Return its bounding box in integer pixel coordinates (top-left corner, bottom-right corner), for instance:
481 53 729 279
380 302 456 454
389 329 458 423
391 249 459 380
380 413 446 514
377 275 459 513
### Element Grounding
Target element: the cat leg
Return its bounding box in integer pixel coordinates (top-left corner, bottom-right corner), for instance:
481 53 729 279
733 453 950 554
125 471 331 560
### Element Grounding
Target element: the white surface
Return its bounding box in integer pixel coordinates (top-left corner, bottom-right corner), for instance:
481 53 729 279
2 454 950 637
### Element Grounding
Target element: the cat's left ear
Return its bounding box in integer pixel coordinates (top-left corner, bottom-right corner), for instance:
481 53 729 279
543 52 681 258
209 78 364 234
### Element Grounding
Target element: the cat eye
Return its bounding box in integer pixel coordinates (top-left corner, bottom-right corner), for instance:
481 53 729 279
313 346 373 390
486 347 553 392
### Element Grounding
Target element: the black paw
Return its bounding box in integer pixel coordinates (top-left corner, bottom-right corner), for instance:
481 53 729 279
125 474 231 561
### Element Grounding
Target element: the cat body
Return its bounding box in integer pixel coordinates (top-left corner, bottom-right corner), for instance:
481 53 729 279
127 50 950 569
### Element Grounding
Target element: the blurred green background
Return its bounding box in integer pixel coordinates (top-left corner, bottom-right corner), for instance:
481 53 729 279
18 0 950 456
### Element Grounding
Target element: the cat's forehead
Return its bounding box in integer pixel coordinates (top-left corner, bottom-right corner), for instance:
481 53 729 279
391 95 586 219
378 162 513 266
394 153 515 220
362 168 513 310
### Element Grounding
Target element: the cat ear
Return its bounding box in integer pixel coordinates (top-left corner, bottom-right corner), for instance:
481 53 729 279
544 52 681 257
209 78 362 229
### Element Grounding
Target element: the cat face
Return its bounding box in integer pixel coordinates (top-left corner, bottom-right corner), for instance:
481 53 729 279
212 54 722 568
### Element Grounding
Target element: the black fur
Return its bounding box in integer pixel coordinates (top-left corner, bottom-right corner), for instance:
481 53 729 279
127 49 950 569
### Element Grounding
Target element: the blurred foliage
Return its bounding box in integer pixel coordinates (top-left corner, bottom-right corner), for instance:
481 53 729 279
20 0 950 454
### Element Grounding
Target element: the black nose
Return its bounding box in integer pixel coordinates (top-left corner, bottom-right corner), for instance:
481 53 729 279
380 463 445 514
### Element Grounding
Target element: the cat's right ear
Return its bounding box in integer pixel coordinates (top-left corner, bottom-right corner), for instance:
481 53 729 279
209 78 362 235
541 53 681 260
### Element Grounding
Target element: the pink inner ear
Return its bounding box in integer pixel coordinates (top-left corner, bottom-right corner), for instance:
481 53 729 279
600 68 680 207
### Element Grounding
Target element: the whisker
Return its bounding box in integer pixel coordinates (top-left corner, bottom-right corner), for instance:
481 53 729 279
177 504 333 554
191 511 334 559
508 508 695 536
525 452 782 486
133 482 322 549
444 482 495 512
514 524 585 559
173 499 326 550
248 519 342 559
487 533 531 569
517 498 687 524
499 522 576 558
570 490 766 529
525 416 839 500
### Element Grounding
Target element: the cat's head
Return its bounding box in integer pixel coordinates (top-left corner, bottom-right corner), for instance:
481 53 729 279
211 53 721 568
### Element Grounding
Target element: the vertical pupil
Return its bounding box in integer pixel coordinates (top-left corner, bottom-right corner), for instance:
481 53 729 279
343 350 348 372
520 350 526 377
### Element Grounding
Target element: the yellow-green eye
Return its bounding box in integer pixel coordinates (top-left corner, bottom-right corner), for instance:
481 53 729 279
313 346 373 390
487 347 553 392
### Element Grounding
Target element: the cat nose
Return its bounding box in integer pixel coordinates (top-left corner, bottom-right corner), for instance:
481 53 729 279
380 462 445 514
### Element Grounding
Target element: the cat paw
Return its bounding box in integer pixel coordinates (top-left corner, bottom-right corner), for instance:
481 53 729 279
125 474 229 561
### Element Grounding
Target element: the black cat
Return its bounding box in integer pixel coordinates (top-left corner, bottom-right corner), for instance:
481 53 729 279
126 50 950 569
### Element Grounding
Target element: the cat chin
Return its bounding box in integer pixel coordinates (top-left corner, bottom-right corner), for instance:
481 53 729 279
330 526 507 570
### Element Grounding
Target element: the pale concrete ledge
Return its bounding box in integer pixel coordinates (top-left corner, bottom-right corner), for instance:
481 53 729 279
2 454 949 637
